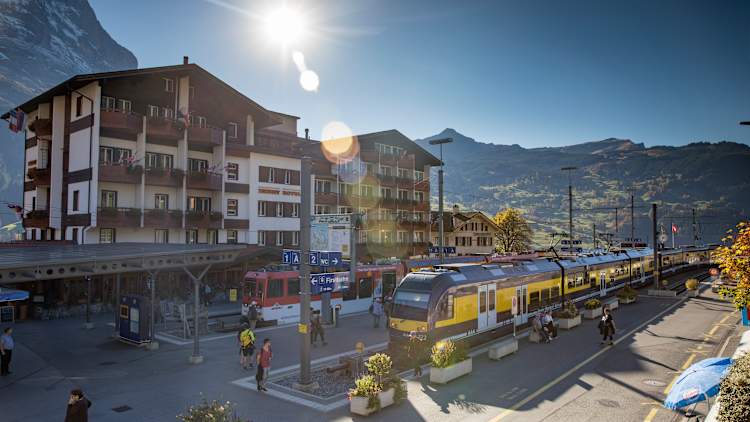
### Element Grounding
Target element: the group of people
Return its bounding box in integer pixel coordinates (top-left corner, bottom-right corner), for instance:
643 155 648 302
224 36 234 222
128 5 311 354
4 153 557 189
236 322 273 392
531 311 558 343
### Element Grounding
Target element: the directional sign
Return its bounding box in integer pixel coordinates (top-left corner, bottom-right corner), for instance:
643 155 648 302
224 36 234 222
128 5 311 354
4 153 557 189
511 296 518 316
319 252 330 266
309 251 320 266
429 246 457 254
329 252 342 267
282 249 293 264
311 273 336 294
312 214 352 225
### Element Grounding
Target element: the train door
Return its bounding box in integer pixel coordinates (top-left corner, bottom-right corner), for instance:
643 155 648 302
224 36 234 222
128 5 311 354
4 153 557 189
514 285 529 325
382 272 397 299
478 285 489 331
599 271 607 297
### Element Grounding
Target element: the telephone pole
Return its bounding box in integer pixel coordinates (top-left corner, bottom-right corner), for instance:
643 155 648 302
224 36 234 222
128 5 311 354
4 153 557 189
692 208 697 247
299 156 312 387
630 189 635 243
592 223 597 250
652 203 660 289
429 137 453 263
562 166 578 252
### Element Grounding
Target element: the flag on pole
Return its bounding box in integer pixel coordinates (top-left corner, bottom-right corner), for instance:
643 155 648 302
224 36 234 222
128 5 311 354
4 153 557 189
8 108 25 133
672 223 679 233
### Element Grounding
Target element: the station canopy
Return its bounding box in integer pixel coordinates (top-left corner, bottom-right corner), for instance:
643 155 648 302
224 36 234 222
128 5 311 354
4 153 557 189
0 243 249 284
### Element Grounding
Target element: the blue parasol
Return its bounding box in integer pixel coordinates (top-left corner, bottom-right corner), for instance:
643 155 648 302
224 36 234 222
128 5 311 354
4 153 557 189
0 286 29 302
663 357 732 410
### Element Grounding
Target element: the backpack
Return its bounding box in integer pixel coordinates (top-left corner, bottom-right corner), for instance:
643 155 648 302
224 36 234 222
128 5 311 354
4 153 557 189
240 329 255 348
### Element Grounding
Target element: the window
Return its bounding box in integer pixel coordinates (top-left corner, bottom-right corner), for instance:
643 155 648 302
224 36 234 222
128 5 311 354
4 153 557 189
258 201 267 216
148 105 160 117
284 170 292 184
398 168 410 179
206 230 218 244
76 96 83 117
339 183 354 196
292 231 299 246
100 228 115 243
227 199 238 216
154 194 169 210
315 205 331 215
268 279 284 298
398 189 410 200
101 190 117 208
146 152 173 169
32 197 36 211
102 96 116 110
414 171 424 182
358 277 373 298
162 107 174 119
188 196 211 212
338 206 352 214
292 203 299 217
188 158 208 173
287 277 300 296
276 202 283 217
225 230 237 244
276 231 283 246
360 185 373 197
436 293 454 321
529 291 540 309
258 231 266 246
380 187 392 198
315 180 331 193
228 122 238 139
414 231 424 242
186 230 198 244
226 163 238 181
117 99 131 112
99 146 131 164
414 191 424 202
414 212 425 222
378 165 392 176
268 167 275 183
154 229 169 243
196 116 207 128
164 78 174 92
398 231 409 243
72 190 79 211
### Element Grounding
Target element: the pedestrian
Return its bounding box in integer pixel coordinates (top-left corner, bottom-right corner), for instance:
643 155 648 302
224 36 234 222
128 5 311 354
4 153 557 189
599 307 616 345
532 314 550 343
372 298 384 328
384 295 393 327
543 311 557 339
256 338 272 392
310 310 327 347
248 301 259 330
1 327 13 376
240 299 250 326
237 324 255 370
406 331 425 377
64 388 92 422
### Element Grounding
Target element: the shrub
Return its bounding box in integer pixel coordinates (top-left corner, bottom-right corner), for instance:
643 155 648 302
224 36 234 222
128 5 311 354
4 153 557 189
366 353 392 386
617 285 637 300
584 299 601 310
685 278 699 290
349 374 382 410
177 399 248 422
554 300 579 319
431 339 468 368
718 353 750 422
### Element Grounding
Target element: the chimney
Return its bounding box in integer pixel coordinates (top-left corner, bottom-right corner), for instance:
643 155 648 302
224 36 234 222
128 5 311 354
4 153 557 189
304 128 309 140
452 204 460 214
183 56 189 65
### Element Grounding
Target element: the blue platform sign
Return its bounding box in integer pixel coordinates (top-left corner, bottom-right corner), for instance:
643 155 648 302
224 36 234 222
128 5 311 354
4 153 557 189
429 246 456 254
282 249 302 265
311 273 336 294
319 252 330 266
283 250 342 267
309 251 320 266
329 252 342 267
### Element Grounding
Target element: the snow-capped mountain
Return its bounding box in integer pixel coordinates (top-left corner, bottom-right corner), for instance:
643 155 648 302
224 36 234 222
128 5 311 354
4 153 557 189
0 0 137 222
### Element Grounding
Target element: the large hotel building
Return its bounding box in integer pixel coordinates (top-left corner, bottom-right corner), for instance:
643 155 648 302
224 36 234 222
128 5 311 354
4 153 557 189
11 58 439 261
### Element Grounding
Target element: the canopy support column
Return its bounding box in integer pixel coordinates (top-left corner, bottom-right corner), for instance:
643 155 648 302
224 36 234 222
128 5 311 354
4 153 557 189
182 264 212 364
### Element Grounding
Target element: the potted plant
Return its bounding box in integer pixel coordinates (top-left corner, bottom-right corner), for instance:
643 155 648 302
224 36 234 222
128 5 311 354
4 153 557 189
685 278 700 297
349 353 406 416
178 398 248 422
582 298 603 319
429 339 471 384
554 300 581 329
349 375 382 416
617 285 638 304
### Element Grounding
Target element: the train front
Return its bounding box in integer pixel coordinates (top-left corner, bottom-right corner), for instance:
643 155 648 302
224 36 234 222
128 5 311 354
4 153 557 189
387 271 440 357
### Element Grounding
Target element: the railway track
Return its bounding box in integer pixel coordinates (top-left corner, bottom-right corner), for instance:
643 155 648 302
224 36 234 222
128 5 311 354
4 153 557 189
665 271 710 294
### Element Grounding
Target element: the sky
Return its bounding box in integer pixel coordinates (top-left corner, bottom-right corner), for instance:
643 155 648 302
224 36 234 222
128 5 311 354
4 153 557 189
89 0 750 148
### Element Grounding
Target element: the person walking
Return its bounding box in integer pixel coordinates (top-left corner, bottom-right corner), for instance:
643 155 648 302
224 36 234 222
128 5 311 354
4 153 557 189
599 308 616 345
256 338 273 392
64 388 92 422
1 327 13 376
248 301 259 330
406 331 425 377
310 310 326 347
240 300 250 326
237 324 255 370
372 298 384 328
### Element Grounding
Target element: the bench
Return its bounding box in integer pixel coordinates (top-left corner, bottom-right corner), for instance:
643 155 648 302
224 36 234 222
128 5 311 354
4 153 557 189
489 338 518 360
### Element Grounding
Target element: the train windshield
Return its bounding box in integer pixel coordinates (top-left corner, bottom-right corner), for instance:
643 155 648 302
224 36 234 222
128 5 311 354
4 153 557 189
392 290 430 321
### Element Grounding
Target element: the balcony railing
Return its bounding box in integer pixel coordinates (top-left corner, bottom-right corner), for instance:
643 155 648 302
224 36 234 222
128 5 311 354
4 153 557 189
147 116 183 142
376 174 396 186
186 171 222 191
143 209 183 228
99 163 142 184
188 125 223 147
185 210 222 229
315 192 339 206
23 209 49 228
100 109 142 137
145 167 183 187
27 166 50 185
29 118 52 136
97 207 141 227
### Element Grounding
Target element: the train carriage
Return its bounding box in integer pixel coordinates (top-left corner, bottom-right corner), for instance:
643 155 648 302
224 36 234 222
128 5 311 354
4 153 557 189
624 248 653 287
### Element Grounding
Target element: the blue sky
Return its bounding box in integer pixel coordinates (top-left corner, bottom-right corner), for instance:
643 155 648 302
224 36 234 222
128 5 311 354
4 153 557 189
89 0 750 147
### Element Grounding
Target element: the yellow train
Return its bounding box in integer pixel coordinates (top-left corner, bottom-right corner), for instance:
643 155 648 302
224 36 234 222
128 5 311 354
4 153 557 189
388 246 715 351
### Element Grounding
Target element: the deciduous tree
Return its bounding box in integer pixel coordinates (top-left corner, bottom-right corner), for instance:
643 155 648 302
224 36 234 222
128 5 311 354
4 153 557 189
493 208 533 253
717 221 750 310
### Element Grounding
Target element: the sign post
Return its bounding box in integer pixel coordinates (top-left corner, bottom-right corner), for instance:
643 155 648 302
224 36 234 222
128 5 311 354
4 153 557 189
298 156 313 388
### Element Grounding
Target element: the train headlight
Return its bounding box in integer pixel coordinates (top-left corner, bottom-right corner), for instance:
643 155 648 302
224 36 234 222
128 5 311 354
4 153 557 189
418 326 427 332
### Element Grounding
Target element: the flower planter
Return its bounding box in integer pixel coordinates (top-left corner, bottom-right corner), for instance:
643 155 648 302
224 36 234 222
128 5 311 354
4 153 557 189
558 315 581 330
430 358 472 384
350 388 395 416
582 307 602 320
604 298 619 311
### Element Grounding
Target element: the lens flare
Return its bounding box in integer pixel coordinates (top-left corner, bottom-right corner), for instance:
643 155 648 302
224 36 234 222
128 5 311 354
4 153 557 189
292 50 306 71
265 7 305 45
299 69 319 92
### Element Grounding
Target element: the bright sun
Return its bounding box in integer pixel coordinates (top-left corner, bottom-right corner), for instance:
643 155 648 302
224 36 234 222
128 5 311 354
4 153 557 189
265 7 305 45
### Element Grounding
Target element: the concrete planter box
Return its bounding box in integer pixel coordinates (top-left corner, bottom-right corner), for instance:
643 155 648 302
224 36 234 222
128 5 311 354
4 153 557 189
604 299 619 311
583 307 603 319
558 315 581 330
619 296 636 304
489 338 518 360
687 289 699 297
350 388 395 416
430 358 472 384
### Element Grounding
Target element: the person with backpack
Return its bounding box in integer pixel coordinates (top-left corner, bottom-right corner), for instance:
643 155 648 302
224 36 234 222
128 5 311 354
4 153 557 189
237 324 255 370
599 307 616 346
64 388 92 422
248 301 259 330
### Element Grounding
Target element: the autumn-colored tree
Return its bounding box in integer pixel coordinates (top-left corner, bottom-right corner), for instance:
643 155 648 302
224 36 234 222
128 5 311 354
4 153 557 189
493 208 533 253
717 221 750 310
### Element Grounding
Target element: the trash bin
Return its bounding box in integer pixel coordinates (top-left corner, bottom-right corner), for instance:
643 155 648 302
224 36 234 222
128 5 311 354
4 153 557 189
334 304 342 328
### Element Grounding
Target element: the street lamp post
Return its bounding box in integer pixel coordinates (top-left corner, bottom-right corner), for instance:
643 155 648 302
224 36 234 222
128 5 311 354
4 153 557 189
561 166 577 254
429 138 452 264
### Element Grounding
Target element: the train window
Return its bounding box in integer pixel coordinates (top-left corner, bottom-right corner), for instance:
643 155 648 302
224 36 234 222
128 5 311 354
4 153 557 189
567 275 574 289
287 278 300 296
488 289 495 311
268 279 284 298
436 293 454 321
550 286 560 300
343 279 357 301
358 277 373 298
529 291 540 309
540 288 549 305
246 278 257 297
479 290 487 313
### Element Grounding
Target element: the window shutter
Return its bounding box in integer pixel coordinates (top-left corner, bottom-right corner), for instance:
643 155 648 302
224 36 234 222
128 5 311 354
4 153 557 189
291 170 300 185
259 166 269 182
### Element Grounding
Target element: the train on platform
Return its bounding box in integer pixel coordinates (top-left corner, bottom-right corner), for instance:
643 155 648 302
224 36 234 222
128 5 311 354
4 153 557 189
388 245 717 352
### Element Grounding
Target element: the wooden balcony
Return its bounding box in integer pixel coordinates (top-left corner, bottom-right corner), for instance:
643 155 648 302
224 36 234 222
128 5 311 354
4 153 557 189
145 167 183 187
99 163 142 184
23 210 49 228
224 219 249 230
315 192 339 206
97 207 141 227
377 174 396 187
29 118 52 137
143 209 183 229
415 201 430 211
186 171 221 191
100 109 142 139
147 117 183 142
63 213 91 226
397 177 416 189
27 167 50 186
397 154 416 168
185 211 222 229
413 179 430 192
188 126 223 148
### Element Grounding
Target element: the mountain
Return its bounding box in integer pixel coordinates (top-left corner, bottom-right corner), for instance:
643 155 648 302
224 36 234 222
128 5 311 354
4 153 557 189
0 0 137 223
417 129 750 246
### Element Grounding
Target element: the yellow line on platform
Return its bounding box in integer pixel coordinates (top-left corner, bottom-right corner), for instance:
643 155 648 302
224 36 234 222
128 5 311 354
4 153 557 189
681 353 697 370
644 407 659 422
708 325 719 336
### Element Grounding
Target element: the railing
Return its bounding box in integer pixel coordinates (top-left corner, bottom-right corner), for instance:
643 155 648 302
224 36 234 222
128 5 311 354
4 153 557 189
99 162 142 183
146 116 183 141
185 210 222 229
186 171 222 190
27 167 50 185
97 207 141 227
143 209 183 228
100 109 142 135
188 125 223 146
145 167 183 187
